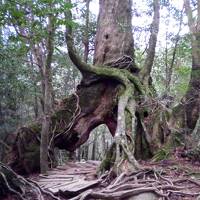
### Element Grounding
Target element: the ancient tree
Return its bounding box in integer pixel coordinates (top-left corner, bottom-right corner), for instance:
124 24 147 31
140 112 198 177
3 0 162 174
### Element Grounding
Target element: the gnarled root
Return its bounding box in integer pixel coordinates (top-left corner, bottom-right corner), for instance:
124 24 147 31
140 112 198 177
112 135 140 175
71 169 200 200
0 162 60 200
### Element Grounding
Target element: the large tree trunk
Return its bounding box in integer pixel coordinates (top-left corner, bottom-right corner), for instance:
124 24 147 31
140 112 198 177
184 0 200 131
94 0 135 66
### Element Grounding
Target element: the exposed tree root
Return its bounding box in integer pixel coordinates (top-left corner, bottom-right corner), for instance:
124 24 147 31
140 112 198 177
98 86 140 177
183 146 200 161
70 168 200 200
0 162 60 200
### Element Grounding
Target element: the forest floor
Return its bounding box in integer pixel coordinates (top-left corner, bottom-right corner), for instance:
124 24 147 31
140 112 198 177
29 149 200 200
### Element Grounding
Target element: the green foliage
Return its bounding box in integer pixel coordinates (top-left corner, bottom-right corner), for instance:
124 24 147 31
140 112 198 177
170 66 191 95
0 40 37 136
52 50 81 98
135 48 145 68
152 146 170 162
0 0 74 43
0 0 83 141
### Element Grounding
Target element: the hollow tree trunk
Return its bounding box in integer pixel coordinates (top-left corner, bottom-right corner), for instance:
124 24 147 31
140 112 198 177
65 0 143 174
94 0 135 66
59 0 138 151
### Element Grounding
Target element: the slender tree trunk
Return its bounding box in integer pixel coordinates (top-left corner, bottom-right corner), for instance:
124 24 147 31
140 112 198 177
40 13 55 174
5 0 162 174
140 0 160 86
28 52 39 119
83 0 90 63
101 128 106 159
34 85 39 119
32 45 46 112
